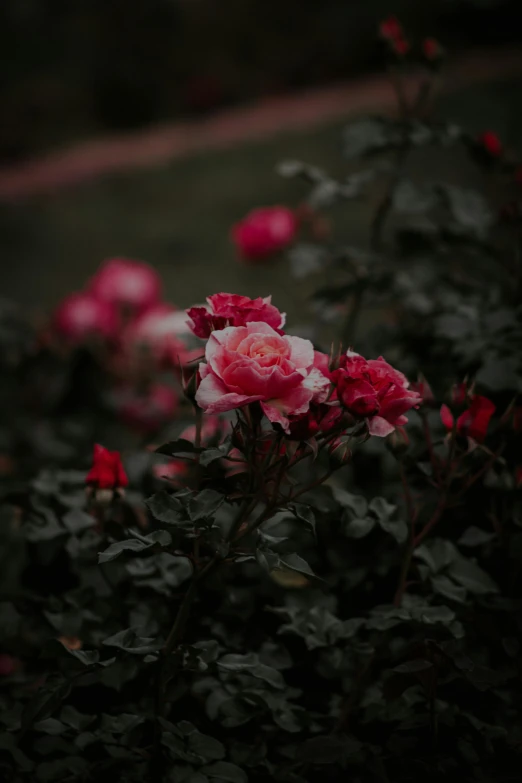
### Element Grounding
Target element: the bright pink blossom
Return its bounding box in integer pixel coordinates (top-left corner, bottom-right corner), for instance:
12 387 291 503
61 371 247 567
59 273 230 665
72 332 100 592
89 258 162 313
53 292 119 342
331 352 421 437
195 322 329 433
440 395 495 443
231 206 297 261
187 293 285 339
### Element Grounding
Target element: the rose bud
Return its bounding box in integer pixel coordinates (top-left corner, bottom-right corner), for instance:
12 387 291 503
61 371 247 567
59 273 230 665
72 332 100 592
422 38 444 63
86 444 128 505
379 16 403 41
477 131 503 158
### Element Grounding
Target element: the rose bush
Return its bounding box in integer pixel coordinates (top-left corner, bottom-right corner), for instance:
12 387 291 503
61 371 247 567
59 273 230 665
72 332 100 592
1 20 522 783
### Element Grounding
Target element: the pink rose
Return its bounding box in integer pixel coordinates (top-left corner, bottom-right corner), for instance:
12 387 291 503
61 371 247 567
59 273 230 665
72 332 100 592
187 293 285 339
195 322 329 432
331 352 421 437
231 206 297 262
122 304 202 368
53 292 119 342
89 258 162 313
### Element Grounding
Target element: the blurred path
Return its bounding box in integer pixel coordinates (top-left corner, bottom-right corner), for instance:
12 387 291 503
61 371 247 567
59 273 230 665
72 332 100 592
0 46 521 201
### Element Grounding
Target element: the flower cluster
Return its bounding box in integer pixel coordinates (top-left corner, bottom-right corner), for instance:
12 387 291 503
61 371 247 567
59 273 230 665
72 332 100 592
51 258 203 432
190 292 420 438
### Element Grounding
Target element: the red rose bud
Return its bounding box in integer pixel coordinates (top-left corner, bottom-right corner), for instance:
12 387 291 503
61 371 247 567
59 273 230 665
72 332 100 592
450 381 470 406
411 374 435 405
478 131 503 158
440 395 495 443
86 444 128 503
422 38 443 62
328 441 352 468
231 206 297 262
391 37 410 56
379 16 403 40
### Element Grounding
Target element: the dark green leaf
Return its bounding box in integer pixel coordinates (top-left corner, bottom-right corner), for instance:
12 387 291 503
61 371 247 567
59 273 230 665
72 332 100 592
102 628 162 655
200 760 248 782
98 530 172 563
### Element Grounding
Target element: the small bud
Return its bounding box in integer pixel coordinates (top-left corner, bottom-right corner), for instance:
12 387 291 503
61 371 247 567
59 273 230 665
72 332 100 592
328 442 352 468
183 368 201 404
422 38 444 63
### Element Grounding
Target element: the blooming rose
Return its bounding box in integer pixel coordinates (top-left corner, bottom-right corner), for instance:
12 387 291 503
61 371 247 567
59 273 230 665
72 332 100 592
86 444 128 490
187 293 285 339
53 292 119 342
122 304 202 368
478 131 503 158
89 258 162 313
195 322 329 432
440 395 495 443
231 206 297 261
331 352 421 437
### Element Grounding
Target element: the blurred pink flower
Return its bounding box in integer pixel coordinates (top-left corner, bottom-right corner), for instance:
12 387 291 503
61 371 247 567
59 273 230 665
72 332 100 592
53 291 119 342
89 258 162 313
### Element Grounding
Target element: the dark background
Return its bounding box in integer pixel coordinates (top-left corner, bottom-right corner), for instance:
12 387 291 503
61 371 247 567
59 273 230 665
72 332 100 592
1 0 521 161
1 0 521 316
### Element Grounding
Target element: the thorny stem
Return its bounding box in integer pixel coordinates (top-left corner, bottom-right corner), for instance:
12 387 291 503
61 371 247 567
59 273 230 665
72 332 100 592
394 423 460 606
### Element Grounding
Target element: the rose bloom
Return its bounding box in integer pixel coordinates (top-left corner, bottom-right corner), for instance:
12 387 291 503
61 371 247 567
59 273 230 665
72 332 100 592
231 206 297 262
440 395 495 443
195 322 329 432
89 258 162 313
331 352 421 437
86 444 128 490
53 292 119 342
187 293 285 339
122 304 203 368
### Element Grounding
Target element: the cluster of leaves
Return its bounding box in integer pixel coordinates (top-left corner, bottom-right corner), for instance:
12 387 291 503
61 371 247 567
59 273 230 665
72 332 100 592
1 31 522 783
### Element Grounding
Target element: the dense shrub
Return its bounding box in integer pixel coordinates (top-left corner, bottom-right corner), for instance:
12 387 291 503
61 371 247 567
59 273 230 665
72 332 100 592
1 22 522 783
